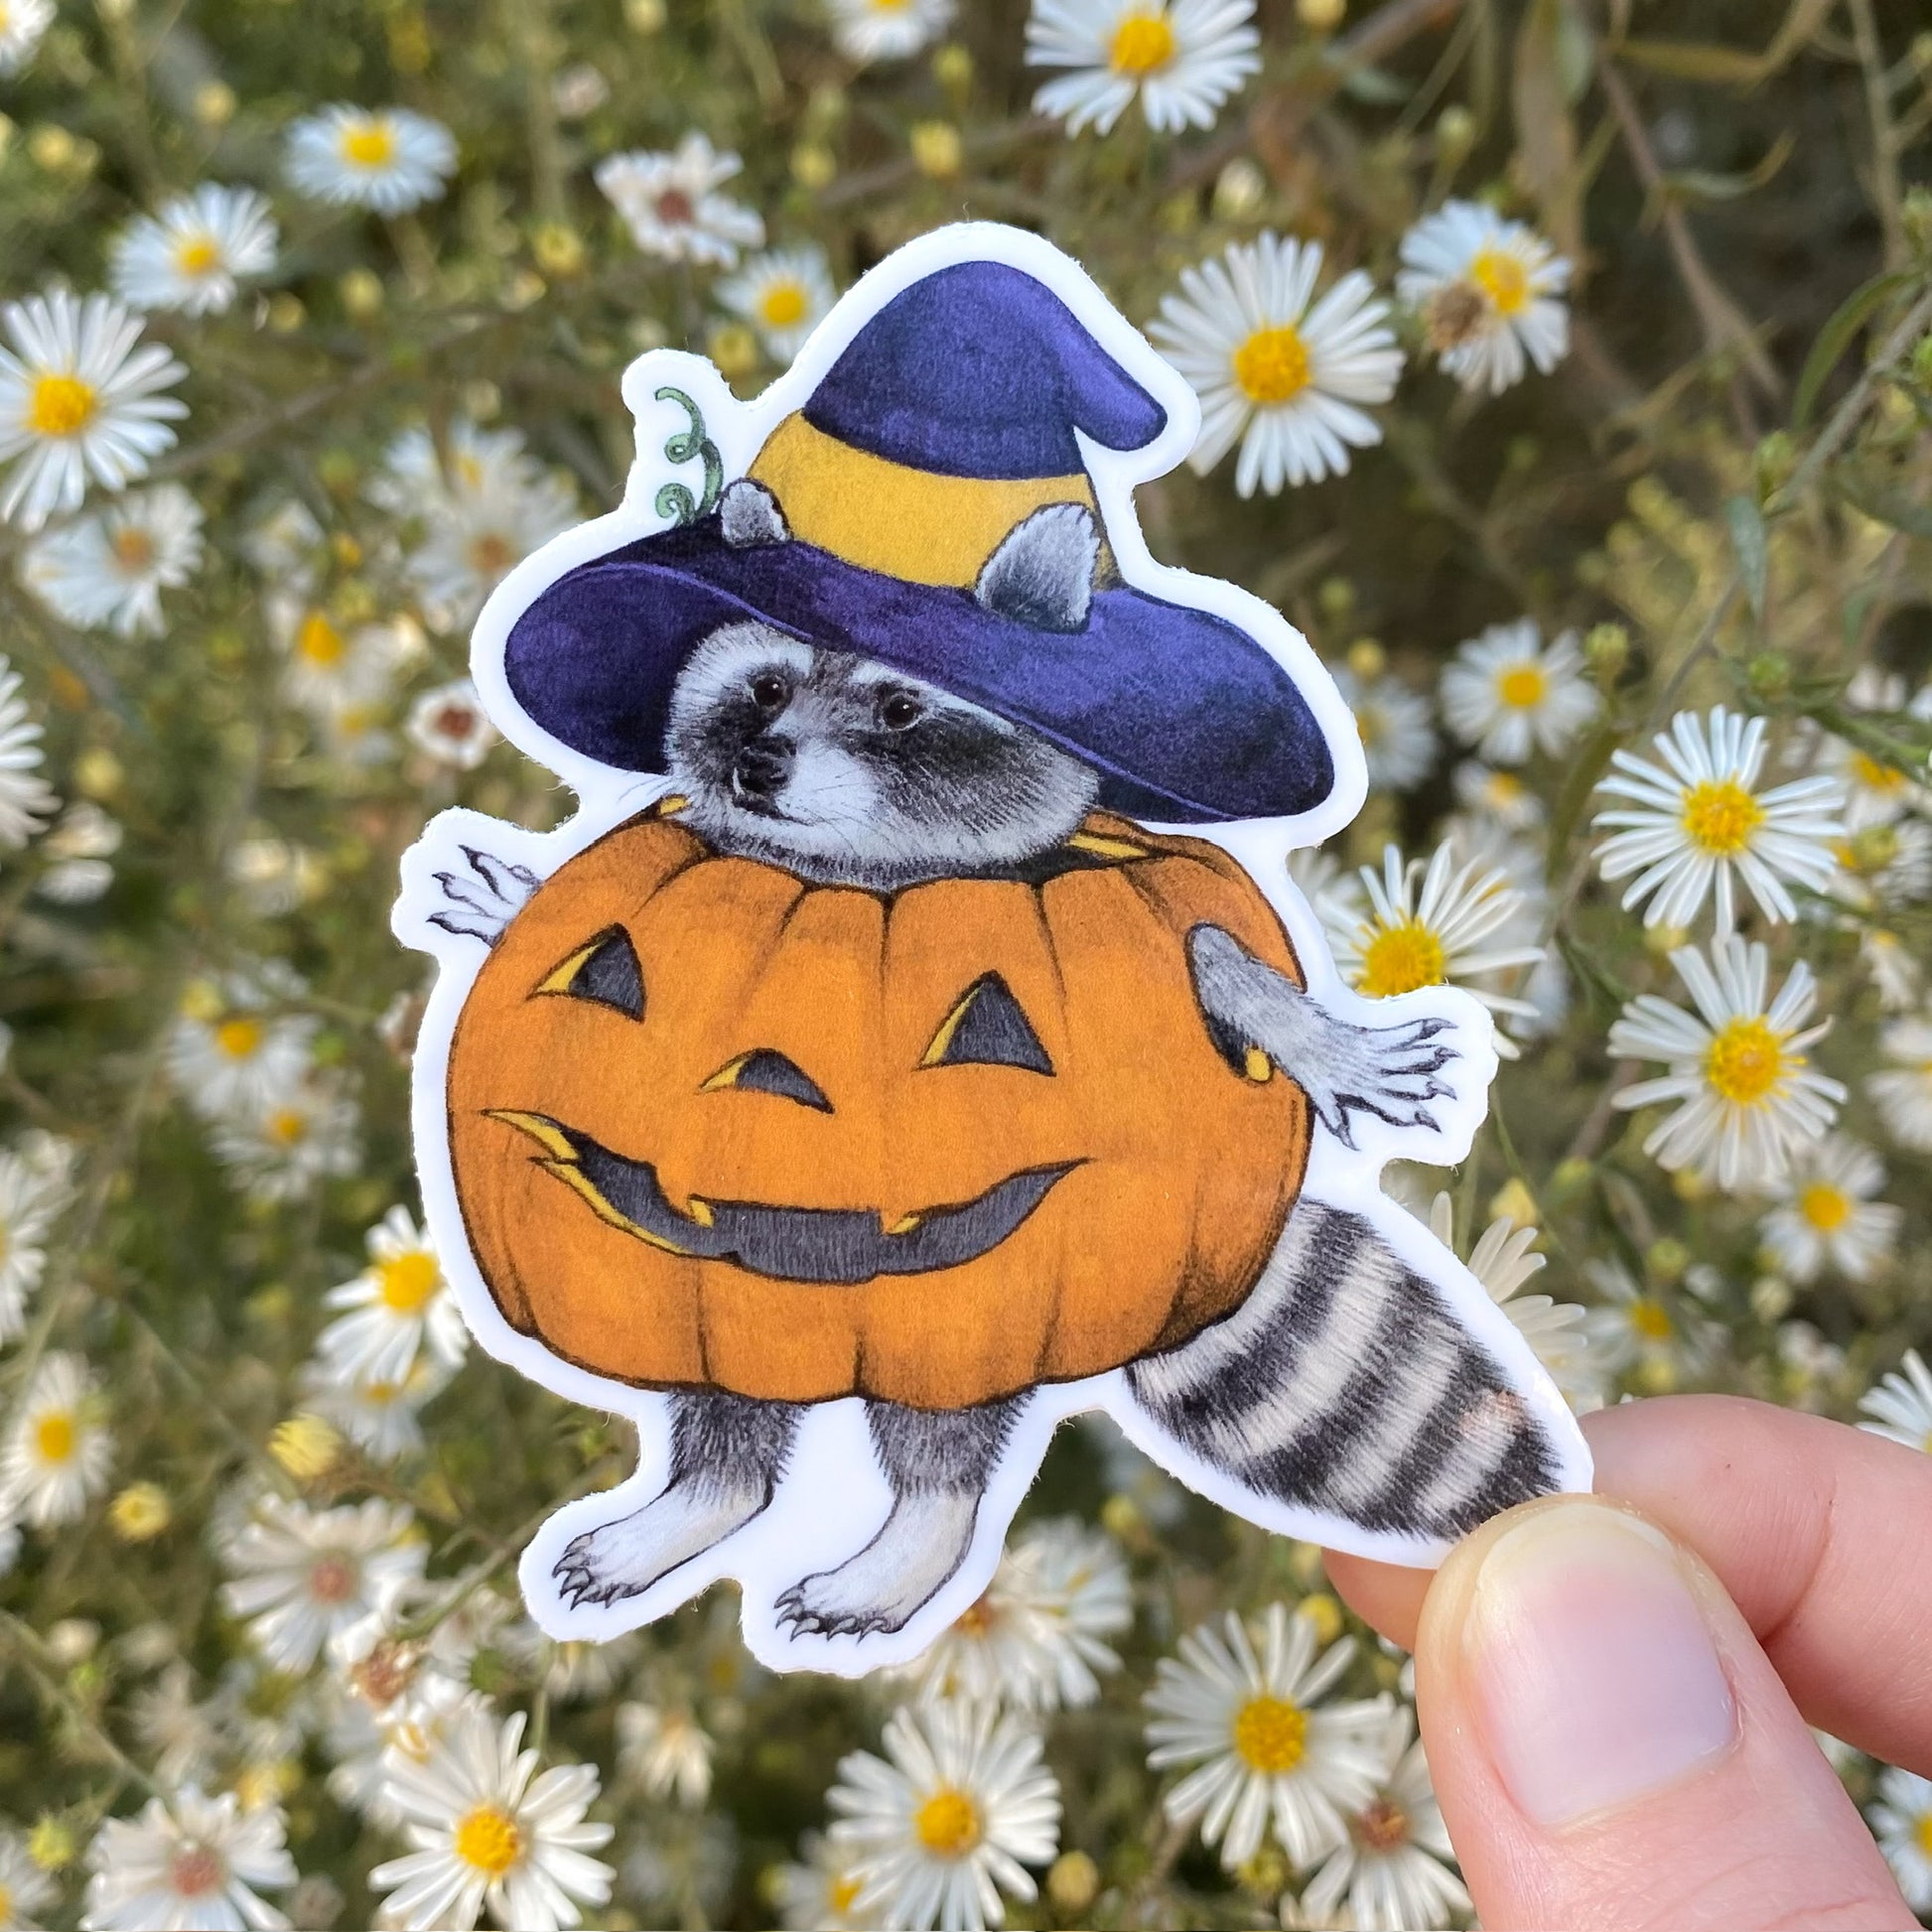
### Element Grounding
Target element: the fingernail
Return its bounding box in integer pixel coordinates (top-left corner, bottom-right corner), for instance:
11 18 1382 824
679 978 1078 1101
1464 1501 1737 1829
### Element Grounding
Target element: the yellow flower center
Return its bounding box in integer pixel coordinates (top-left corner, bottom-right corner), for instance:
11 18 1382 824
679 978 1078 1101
1680 777 1765 857
341 120 397 170
264 1107 310 1148
1109 8 1176 76
1356 918 1447 998
1470 247 1530 316
1628 1297 1674 1341
365 1379 399 1405
1232 325 1311 405
214 1017 264 1060
830 1873 865 1912
871 0 910 10
1233 1693 1309 1773
954 1590 998 1637
1799 1182 1851 1232
29 373 97 439
468 530 516 576
309 1555 356 1603
913 1787 982 1859
35 1411 75 1464
454 1803 523 1876
1850 751 1904 795
1705 1015 1785 1106
0 1883 10 1924
378 1248 441 1312
296 612 345 666
175 233 221 276
1496 663 1547 710
1355 1796 1411 1853
759 281 809 328
112 527 157 571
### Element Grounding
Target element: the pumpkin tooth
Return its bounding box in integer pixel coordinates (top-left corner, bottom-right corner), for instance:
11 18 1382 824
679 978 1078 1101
883 1212 922 1236
538 1158 693 1255
483 1109 579 1160
684 1195 715 1228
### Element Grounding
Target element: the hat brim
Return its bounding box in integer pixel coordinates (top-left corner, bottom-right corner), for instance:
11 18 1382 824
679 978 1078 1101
503 517 1334 824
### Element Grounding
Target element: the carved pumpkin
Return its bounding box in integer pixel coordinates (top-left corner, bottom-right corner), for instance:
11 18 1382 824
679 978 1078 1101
446 807 1311 1410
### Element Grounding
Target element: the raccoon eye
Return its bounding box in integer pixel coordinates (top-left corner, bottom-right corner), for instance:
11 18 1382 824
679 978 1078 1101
878 690 923 732
750 671 789 711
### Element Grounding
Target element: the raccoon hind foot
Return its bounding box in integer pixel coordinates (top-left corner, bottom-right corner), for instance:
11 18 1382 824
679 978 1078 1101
552 1477 768 1609
774 1490 979 1639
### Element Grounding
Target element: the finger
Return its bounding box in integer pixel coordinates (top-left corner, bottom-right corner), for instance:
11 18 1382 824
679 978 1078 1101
1325 1393 1932 1773
1416 1495 1913 1932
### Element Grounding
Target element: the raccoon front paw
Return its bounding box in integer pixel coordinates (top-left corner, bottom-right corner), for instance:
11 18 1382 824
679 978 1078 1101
551 1482 765 1609
1298 1013 1461 1149
773 1490 979 1639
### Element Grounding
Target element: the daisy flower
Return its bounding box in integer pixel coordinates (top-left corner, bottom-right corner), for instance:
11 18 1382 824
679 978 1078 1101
405 679 497 770
1453 757 1546 831
1868 1767 1932 1914
1320 841 1545 1055
1594 707 1846 936
1396 199 1572 395
316 1205 467 1386
1 1351 113 1527
829 0 955 63
369 1704 616 1932
241 497 325 588
209 1077 360 1203
299 1354 453 1464
22 482 206 637
1860 1350 1932 1455
1608 933 1843 1192
1578 1261 1716 1395
80 1788 297 1932
1869 1010 1932 1151
0 1828 58 1931
285 105 457 214
718 245 837 362
904 1518 1131 1713
1327 665 1438 791
0 290 188 532
1440 619 1597 764
0 654 58 848
1861 926 1922 1014
167 968 318 1122
774 1830 877 1931
829 1701 1061 1932
594 133 764 268
617 1702 714 1807
1826 815 1932 915
109 185 280 317
1150 234 1403 495
1428 1195 1598 1410
0 1140 69 1342
130 1664 224 1791
218 1496 425 1674
1814 667 1932 829
1027 0 1261 138
1758 1135 1900 1285
369 421 577 633
0 0 54 74
1144 1602 1388 1868
1299 1707 1470 1932
36 800 122 904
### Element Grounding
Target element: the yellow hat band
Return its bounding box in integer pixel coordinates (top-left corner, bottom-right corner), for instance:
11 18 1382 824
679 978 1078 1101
747 413 1096 590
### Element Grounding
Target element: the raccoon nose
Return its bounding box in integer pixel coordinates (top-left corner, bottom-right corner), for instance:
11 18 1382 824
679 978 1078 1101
732 737 792 801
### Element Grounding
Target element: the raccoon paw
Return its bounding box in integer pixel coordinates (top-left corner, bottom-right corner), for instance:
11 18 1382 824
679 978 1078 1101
1295 1012 1462 1150
551 1482 765 1608
430 846 540 946
773 1490 978 1639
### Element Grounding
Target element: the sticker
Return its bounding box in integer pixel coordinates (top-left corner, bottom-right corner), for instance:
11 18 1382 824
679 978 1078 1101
393 221 1591 1675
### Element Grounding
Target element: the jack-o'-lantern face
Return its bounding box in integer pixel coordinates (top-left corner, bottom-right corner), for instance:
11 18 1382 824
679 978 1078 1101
447 808 1311 1410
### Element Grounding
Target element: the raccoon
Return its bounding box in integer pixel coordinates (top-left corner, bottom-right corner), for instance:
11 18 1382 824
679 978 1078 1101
504 480 1565 1636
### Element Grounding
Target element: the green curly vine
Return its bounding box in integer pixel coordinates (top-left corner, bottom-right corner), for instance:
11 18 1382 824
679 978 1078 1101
652 385 724 525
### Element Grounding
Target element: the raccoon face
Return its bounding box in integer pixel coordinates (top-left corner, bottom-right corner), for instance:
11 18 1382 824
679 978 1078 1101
664 622 1099 890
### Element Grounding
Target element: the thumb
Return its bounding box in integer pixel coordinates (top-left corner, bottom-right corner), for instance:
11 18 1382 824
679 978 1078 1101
1414 1495 1913 1932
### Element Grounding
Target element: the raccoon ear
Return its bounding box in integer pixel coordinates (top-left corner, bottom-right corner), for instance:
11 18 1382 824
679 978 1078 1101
719 479 790 548
975 503 1097 632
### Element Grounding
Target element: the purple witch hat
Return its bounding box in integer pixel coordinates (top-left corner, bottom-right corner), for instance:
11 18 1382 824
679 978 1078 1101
503 259 1335 823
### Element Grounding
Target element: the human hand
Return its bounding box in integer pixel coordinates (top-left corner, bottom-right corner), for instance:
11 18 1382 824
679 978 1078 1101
1324 1394 1932 1931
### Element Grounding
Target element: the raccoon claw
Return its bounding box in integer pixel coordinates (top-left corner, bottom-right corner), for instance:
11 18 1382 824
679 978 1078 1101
769 1490 980 1643
430 846 539 946
547 1483 769 1613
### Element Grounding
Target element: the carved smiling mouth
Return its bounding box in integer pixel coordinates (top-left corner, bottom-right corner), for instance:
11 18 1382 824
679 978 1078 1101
486 1111 1076 1285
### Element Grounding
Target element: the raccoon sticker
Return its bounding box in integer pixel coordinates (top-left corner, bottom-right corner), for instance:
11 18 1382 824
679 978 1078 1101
393 222 1591 1674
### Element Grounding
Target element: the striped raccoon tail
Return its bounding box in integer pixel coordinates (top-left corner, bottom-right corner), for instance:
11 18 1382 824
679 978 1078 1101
1124 1198 1567 1546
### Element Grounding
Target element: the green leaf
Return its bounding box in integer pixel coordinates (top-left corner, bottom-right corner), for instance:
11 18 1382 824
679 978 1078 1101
1654 132 1794 211
1612 0 1833 86
1339 64 1412 103
1837 475 1932 541
1725 495 1768 621
1791 269 1917 430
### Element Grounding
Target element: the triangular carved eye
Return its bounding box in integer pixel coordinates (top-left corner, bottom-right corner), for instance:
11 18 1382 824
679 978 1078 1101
922 975 1053 1074
538 928 644 1019
702 1049 832 1112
